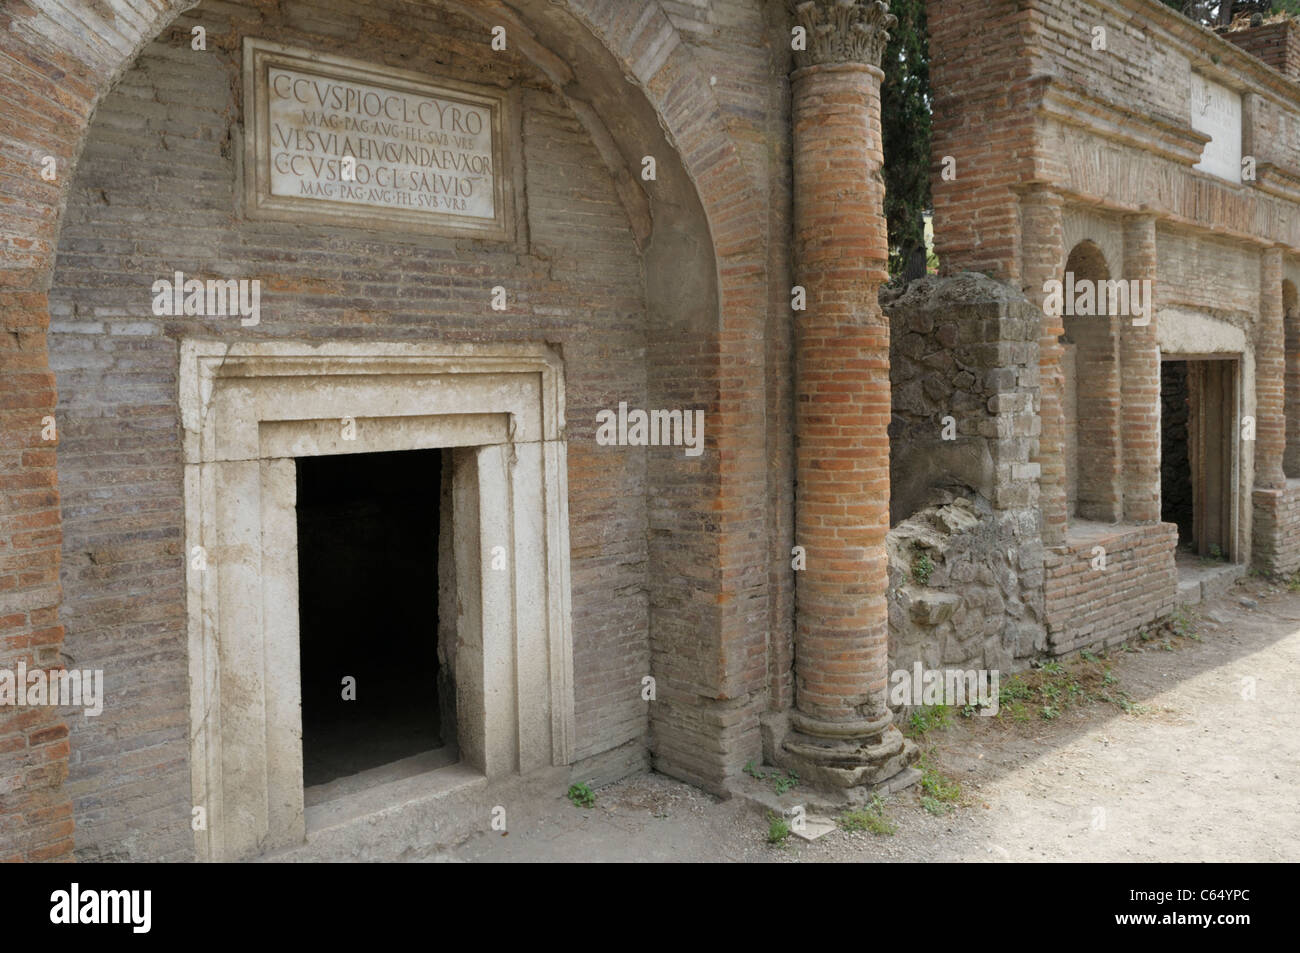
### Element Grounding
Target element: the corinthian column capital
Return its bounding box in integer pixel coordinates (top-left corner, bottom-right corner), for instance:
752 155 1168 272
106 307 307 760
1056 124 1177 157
789 0 896 70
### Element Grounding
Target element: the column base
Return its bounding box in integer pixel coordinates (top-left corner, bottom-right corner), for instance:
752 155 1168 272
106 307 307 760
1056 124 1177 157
760 711 920 794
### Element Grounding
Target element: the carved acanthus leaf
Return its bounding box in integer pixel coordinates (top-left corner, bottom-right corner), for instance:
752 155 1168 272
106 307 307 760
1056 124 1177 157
790 0 897 70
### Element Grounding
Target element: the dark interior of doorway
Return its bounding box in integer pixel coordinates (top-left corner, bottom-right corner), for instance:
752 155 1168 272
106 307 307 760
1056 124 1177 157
1161 360 1194 546
1161 358 1235 560
297 448 448 788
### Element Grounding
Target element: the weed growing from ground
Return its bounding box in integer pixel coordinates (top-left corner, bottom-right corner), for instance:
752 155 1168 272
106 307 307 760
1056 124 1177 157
567 782 595 808
839 794 896 835
766 812 791 846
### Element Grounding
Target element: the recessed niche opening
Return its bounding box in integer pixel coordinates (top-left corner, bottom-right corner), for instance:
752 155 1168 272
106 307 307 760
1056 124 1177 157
296 448 457 799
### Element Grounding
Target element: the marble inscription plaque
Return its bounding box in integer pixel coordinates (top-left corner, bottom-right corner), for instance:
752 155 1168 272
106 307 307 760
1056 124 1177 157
244 39 513 238
1191 74 1242 185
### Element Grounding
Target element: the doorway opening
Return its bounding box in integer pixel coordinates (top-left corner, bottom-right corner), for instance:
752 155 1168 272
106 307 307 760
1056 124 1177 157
1160 358 1238 561
296 448 454 791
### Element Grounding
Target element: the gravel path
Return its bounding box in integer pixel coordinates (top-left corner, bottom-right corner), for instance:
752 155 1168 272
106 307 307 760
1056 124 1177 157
448 574 1300 862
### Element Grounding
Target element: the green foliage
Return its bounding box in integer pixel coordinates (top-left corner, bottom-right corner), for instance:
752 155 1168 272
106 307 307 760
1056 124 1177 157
918 758 960 808
566 782 595 808
996 656 1143 721
743 760 798 795
1159 1 1284 25
998 676 1033 704
880 0 933 278
905 704 951 737
840 795 896 835
1170 605 1199 639
912 551 934 586
766 813 791 845
773 770 799 796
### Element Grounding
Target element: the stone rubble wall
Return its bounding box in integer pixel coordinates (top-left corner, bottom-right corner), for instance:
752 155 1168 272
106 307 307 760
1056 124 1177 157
882 274 1046 695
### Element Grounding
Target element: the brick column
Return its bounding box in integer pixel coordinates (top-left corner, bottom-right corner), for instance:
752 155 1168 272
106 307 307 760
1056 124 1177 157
775 0 916 791
1257 247 1287 490
1286 280 1300 479
1121 214 1161 522
1019 187 1067 546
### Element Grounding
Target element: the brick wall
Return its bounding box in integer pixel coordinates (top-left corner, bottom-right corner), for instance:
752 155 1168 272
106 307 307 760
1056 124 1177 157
666 0 797 730
0 0 185 866
1219 18 1300 82
930 0 1300 281
927 0 1037 279
1251 484 1300 575
0 297 74 862
1044 522 1178 655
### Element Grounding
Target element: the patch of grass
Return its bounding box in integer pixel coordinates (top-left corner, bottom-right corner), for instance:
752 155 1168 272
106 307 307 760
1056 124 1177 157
905 704 951 737
766 812 791 846
1288 572 1300 593
839 795 896 835
994 653 1137 722
912 551 934 586
918 758 960 805
566 782 596 808
998 676 1033 705
919 795 949 816
1169 605 1199 640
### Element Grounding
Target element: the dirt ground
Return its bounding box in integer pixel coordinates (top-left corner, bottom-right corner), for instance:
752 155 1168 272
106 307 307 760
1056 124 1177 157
446 573 1300 863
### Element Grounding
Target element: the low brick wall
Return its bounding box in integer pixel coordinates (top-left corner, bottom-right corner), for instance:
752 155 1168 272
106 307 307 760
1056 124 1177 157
1044 522 1178 655
1252 482 1300 576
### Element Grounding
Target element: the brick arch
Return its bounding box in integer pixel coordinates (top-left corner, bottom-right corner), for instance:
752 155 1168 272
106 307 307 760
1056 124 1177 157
0 0 770 859
1060 210 1122 287
1064 240 1110 280
1061 239 1123 523
546 0 772 761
